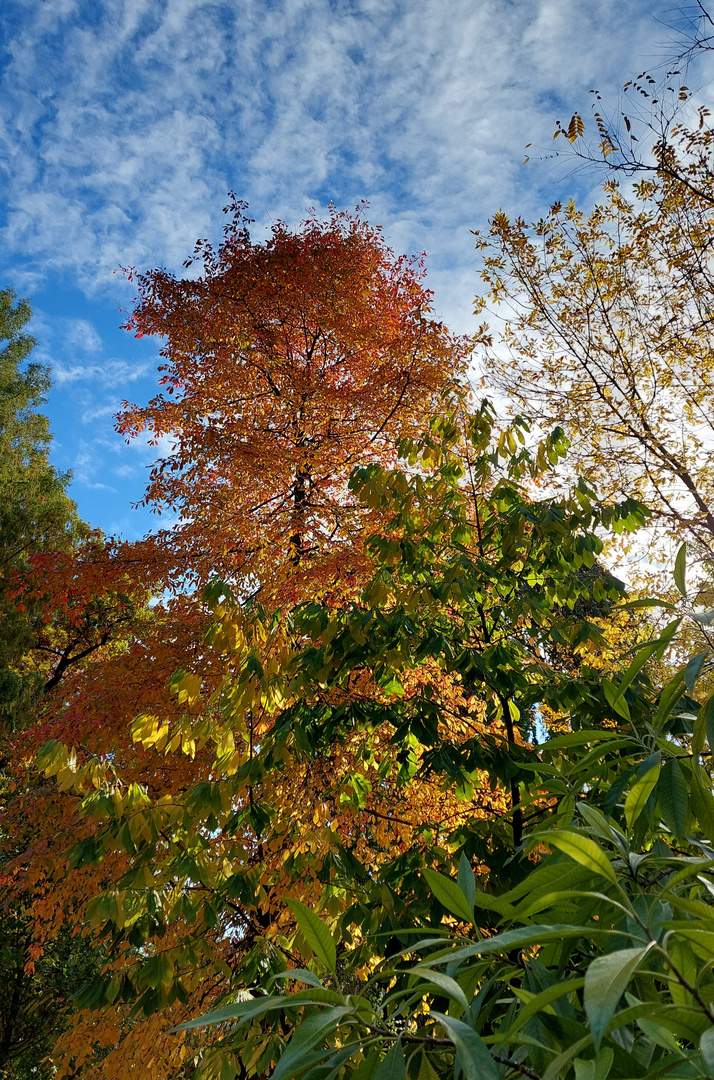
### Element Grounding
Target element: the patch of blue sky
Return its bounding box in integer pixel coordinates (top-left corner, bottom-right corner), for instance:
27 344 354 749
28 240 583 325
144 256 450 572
0 0 695 538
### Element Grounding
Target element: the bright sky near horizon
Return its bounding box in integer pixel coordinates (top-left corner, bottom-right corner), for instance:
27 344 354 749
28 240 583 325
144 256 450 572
0 0 701 540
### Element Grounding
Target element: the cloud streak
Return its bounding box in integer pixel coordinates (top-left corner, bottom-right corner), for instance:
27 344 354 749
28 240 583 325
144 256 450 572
1 1 669 313
0 0 686 535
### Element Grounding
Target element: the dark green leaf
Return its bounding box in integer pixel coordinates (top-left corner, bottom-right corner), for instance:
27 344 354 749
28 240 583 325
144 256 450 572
625 759 660 829
272 1006 354 1080
658 760 689 841
423 868 474 923
457 852 476 910
373 1041 406 1080
701 1027 714 1077
430 1012 498 1080
584 947 650 1050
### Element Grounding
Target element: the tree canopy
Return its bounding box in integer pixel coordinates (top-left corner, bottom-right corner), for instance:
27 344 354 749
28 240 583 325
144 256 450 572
7 150 714 1080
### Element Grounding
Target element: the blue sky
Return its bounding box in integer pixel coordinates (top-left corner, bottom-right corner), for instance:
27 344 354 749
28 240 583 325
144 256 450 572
0 0 697 539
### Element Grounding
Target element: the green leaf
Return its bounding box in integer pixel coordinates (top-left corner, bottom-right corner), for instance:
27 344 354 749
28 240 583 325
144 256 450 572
286 899 337 974
690 766 714 844
423 868 474 923
422 924 602 966
429 1012 498 1080
373 1041 406 1080
271 1006 354 1080
269 970 324 989
625 760 660 829
577 801 626 845
658 760 689 841
674 542 687 597
603 678 630 720
457 852 476 910
541 729 625 751
701 1027 714 1077
502 978 585 1038
173 992 332 1032
685 651 709 694
584 947 650 1050
409 968 469 1013
574 1049 614 1080
616 638 665 698
705 694 714 754
654 670 687 729
417 1054 442 1080
546 830 618 884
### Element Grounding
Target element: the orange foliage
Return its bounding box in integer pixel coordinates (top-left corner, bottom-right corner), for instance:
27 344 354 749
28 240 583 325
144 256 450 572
117 199 470 600
1 206 478 1077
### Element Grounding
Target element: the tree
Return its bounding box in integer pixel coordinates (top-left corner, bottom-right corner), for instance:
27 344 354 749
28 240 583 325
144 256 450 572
0 288 87 729
475 175 714 566
117 199 470 600
199 603 714 1080
153 431 714 1080
477 4 714 580
0 290 125 1079
35 400 651 1078
2 207 471 1078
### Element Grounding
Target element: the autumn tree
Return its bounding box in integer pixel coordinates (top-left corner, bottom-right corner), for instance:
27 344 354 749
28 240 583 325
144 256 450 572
36 401 654 1079
118 199 470 600
185 581 714 1080
1 206 473 1077
475 174 714 568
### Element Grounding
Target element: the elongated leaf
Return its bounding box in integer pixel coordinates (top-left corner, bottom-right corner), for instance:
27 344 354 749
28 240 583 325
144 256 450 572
574 1049 613 1080
417 1054 442 1080
685 651 709 694
654 671 687 729
272 1006 354 1080
430 1012 498 1080
423 868 474 923
543 1035 591 1080
674 542 687 597
577 802 626 846
690 766 714 844
701 1026 714 1077
547 831 618 884
409 968 469 1013
619 598 675 610
616 639 664 698
603 678 630 719
541 729 624 752
173 991 332 1032
705 694 714 754
503 977 585 1037
373 1041 406 1080
625 761 660 829
287 899 337 974
420 924 600 966
269 969 324 989
471 890 515 918
584 947 650 1050
658 760 689 841
457 852 476 910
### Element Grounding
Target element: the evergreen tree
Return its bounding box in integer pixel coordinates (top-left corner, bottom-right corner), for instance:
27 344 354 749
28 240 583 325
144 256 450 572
0 289 85 729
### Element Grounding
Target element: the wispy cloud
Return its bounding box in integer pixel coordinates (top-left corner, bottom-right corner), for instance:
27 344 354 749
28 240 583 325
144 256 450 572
1 1 672 316
52 357 152 385
0 0 687 535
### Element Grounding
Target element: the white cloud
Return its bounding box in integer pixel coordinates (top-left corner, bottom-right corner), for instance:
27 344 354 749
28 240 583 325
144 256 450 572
0 0 689 535
52 357 152 385
0 0 676 320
